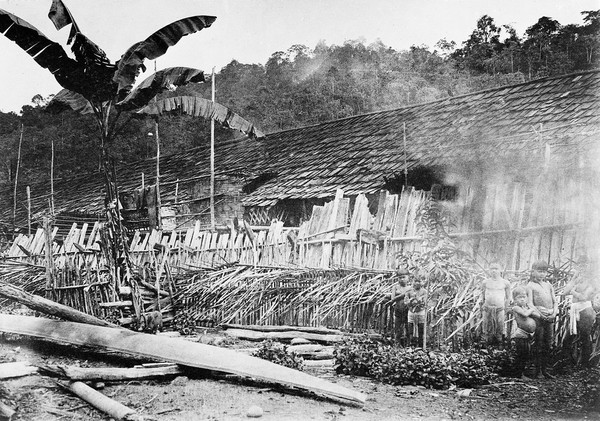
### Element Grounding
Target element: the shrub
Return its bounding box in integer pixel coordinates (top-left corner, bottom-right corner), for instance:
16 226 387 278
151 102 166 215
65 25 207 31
252 340 304 370
334 336 500 389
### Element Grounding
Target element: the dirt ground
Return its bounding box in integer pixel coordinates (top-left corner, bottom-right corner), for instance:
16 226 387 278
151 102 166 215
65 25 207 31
1 330 598 421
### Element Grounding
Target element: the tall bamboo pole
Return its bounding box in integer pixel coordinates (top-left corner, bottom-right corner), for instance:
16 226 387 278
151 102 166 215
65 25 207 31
43 216 55 300
403 122 408 188
51 135 55 214
154 61 162 229
26 186 31 235
210 67 216 230
155 120 161 229
13 124 24 229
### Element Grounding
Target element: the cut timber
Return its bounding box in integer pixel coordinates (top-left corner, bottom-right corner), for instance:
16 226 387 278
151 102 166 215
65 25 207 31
49 364 184 381
287 345 335 360
224 328 343 344
0 315 365 407
303 359 335 368
0 361 38 379
0 282 118 328
58 381 139 421
221 323 343 335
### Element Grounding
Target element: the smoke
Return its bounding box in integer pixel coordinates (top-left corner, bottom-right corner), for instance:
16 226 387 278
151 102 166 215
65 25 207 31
437 126 600 279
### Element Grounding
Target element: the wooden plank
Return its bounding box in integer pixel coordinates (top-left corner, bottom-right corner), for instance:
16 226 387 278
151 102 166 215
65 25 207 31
28 228 44 255
51 364 184 381
0 361 38 379
0 315 365 407
322 189 344 268
86 222 99 249
372 190 388 232
63 223 79 253
183 227 194 248
78 223 89 246
31 228 46 255
224 328 343 344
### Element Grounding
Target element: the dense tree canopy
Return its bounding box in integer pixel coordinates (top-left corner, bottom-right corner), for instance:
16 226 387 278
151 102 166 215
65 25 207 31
0 11 597 188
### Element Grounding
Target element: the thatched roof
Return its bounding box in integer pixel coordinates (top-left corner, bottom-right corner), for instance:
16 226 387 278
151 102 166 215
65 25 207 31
2 70 599 227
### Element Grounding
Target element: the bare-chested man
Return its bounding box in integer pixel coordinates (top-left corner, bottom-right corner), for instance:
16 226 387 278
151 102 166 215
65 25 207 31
527 260 558 379
481 261 511 347
562 255 597 367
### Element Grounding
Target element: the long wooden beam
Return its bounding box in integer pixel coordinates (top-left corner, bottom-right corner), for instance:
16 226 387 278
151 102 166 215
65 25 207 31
0 315 365 407
0 282 118 328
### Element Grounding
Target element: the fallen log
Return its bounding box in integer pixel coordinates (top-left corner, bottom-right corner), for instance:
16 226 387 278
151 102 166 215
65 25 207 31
58 381 140 421
0 361 38 379
0 315 365 407
224 328 343 344
221 323 344 335
0 282 118 329
49 364 184 381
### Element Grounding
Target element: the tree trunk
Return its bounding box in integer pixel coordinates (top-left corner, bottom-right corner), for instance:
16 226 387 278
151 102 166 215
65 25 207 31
0 281 118 328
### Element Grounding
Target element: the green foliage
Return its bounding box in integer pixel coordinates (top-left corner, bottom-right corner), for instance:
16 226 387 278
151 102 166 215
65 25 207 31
252 340 304 371
334 336 502 389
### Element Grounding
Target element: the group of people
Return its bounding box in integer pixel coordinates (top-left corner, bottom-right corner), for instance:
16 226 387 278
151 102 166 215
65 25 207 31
391 256 599 378
481 256 598 378
390 269 427 347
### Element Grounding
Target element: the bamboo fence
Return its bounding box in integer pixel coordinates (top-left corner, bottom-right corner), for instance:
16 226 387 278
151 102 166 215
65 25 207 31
1 179 594 345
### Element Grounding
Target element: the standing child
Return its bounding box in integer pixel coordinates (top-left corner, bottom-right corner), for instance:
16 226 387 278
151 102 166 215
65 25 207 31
527 260 558 379
391 268 411 346
405 275 427 348
481 261 511 347
511 286 540 378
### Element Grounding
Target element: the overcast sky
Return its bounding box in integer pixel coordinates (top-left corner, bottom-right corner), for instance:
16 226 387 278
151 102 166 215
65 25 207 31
0 0 597 113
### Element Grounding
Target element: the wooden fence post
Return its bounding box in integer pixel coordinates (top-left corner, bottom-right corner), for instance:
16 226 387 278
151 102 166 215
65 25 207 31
43 216 55 300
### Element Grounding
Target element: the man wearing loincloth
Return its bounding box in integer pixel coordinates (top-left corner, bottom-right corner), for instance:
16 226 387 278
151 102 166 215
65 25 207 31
481 261 511 347
527 260 558 379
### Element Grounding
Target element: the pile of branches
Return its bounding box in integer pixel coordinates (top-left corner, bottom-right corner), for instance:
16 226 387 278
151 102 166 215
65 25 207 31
172 265 399 329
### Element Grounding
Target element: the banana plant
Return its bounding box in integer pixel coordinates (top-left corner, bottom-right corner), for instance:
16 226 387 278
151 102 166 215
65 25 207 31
0 0 216 317
137 95 266 139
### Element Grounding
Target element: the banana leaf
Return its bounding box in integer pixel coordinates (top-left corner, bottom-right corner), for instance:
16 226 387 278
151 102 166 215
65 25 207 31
45 89 95 114
118 67 205 111
138 96 266 139
0 8 116 102
114 15 216 97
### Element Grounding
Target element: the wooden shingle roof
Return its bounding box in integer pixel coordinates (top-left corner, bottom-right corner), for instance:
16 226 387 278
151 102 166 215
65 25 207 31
238 70 600 206
2 70 599 224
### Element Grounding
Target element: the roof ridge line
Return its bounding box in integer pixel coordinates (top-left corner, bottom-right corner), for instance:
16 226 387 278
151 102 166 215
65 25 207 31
266 69 600 136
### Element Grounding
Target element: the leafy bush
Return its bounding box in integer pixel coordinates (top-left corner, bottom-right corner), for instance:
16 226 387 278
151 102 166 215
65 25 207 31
334 336 501 389
252 340 304 371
